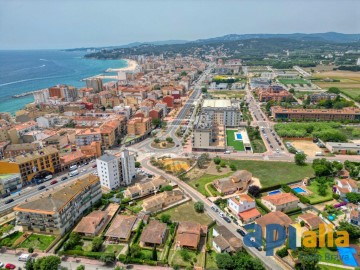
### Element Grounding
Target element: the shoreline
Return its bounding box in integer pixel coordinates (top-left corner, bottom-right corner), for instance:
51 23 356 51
106 59 138 73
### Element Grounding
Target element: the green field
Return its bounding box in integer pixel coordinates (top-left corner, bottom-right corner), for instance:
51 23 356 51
306 180 334 204
341 88 360 99
188 173 232 197
19 234 56 251
225 160 314 188
318 247 343 265
226 129 245 151
279 78 309 85
104 244 124 255
156 201 212 225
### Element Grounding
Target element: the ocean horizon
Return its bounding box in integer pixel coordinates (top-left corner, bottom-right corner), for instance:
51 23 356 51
0 50 127 114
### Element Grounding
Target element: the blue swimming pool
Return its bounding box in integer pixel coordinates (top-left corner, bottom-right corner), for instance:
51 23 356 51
293 187 306 193
235 133 243 140
268 190 281 195
338 247 359 267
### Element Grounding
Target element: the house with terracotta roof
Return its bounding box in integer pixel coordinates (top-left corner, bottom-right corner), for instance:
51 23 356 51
105 215 140 242
261 193 299 212
298 213 324 230
212 225 242 253
334 179 359 198
73 210 109 237
175 221 208 249
140 220 168 247
142 190 184 213
213 170 252 195
227 194 261 224
123 178 167 199
256 211 292 238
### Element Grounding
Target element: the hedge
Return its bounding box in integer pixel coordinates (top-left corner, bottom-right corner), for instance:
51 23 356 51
59 249 113 260
285 207 302 215
259 185 282 193
132 220 144 245
54 232 71 254
118 254 157 266
255 199 270 213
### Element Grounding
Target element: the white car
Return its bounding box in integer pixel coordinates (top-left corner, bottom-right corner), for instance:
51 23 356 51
0 262 4 268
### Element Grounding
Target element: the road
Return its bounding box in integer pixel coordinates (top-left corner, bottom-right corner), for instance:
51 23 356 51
141 157 284 270
0 161 97 215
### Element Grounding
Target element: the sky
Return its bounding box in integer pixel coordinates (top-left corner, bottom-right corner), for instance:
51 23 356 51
0 0 359 50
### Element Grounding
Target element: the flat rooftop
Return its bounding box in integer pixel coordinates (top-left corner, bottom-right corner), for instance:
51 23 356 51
202 99 232 108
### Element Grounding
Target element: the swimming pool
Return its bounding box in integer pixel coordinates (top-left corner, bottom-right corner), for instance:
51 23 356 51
338 247 359 267
268 190 281 195
235 133 243 140
292 187 306 193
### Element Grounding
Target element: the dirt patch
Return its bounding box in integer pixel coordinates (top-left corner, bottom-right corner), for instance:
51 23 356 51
151 141 175 149
159 158 192 173
288 140 322 157
206 162 232 175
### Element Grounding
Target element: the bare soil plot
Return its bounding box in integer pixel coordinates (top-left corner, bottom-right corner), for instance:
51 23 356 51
288 140 322 157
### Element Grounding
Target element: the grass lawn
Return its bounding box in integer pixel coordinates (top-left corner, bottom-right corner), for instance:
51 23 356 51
104 244 124 255
127 200 143 213
156 201 212 225
226 160 315 188
306 181 334 204
19 234 56 251
341 88 360 99
205 250 218 270
288 212 302 222
279 78 309 85
318 265 347 270
209 90 245 99
318 247 342 265
226 129 245 151
0 231 23 247
138 248 162 260
188 173 232 197
169 247 202 268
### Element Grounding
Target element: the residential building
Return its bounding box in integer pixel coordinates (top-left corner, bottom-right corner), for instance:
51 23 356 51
14 174 102 235
256 211 292 238
73 210 109 237
33 89 50 104
3 143 39 159
213 170 252 195
298 213 324 230
0 173 22 195
257 86 292 102
96 150 136 190
140 220 167 247
123 178 167 199
127 117 151 137
261 193 299 212
334 178 359 198
75 128 102 147
85 78 103 92
212 225 242 253
271 106 360 121
310 93 338 103
142 190 184 213
326 142 360 155
202 99 242 127
105 215 140 242
0 146 60 183
175 221 207 249
227 194 261 224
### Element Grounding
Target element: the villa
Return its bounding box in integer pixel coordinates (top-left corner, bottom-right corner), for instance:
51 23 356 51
227 194 261 224
256 211 292 238
298 213 324 230
334 178 359 198
213 170 252 195
261 193 299 212
212 225 242 253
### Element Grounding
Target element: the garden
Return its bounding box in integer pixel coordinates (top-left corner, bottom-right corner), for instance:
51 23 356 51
246 127 267 153
0 231 23 247
226 129 245 151
151 137 175 149
19 233 56 251
305 178 335 204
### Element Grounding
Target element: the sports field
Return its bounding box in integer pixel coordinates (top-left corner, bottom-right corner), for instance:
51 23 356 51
226 129 245 151
278 78 309 85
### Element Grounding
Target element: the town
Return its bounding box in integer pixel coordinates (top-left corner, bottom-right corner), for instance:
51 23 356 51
0 34 360 270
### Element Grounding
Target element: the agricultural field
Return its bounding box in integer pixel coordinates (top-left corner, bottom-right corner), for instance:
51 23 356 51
278 78 309 85
208 90 245 99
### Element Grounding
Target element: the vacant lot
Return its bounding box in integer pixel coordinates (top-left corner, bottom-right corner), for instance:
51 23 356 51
225 160 314 188
226 129 245 151
188 172 232 197
288 140 322 156
306 180 334 205
19 234 56 251
279 78 309 85
156 201 212 225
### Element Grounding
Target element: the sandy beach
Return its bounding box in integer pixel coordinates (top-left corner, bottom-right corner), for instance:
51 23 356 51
106 59 139 73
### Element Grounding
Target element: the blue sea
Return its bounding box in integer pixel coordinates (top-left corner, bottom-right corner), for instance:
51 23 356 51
0 50 127 114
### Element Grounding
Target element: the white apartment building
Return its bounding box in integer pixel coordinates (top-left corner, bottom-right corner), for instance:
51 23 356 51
33 89 50 104
96 149 136 190
202 99 242 127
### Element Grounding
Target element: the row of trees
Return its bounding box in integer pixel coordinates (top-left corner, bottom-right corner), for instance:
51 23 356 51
216 250 265 270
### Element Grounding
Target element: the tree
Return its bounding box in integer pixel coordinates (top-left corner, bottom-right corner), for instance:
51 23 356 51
166 137 174 143
135 161 141 168
179 248 191 261
220 160 226 168
131 244 142 258
294 153 307 166
152 118 161 127
338 221 360 239
327 87 340 94
91 237 103 252
160 214 171 224
232 250 265 270
100 253 116 265
154 138 160 144
289 88 295 94
296 247 319 270
194 201 204 213
197 153 210 169
216 253 234 270
201 87 208 93
28 247 34 253
76 266 85 270
230 164 237 171
63 232 81 250
213 157 221 165
25 259 35 270
152 245 158 261
346 192 360 203
248 185 261 198
33 256 61 270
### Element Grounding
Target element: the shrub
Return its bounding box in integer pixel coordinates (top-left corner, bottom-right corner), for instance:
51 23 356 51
213 157 221 165
255 199 270 213
276 246 289 258
300 221 305 227
332 193 340 200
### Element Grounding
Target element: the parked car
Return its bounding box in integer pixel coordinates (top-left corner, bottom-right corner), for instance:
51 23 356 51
92 164 97 168
61 176 68 181
223 216 231 223
37 185 46 190
18 253 31 261
4 199 14 204
5 263 16 269
50 180 58 185
236 229 246 236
